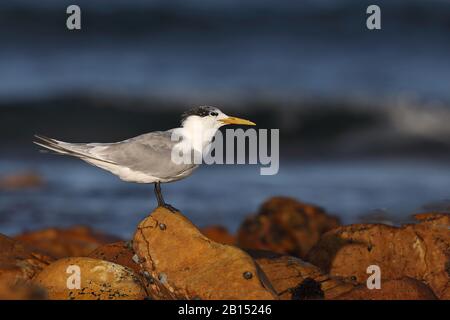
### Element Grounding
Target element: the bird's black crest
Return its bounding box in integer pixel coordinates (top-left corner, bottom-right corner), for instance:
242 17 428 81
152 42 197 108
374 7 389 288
181 106 217 123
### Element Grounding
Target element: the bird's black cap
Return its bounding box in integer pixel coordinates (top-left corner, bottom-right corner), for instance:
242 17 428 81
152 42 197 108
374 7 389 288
181 106 219 123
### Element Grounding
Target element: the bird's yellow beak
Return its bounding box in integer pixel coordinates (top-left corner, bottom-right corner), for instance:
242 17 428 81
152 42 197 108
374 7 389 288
219 116 256 126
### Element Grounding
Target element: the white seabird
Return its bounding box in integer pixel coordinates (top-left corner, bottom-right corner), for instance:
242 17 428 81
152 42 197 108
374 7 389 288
34 106 255 211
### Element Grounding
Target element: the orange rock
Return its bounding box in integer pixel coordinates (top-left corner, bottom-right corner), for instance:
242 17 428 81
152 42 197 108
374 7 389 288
0 171 43 190
251 250 437 300
0 233 52 286
33 257 147 300
133 207 278 300
248 250 355 300
0 278 47 300
335 278 437 300
15 226 121 259
307 213 450 299
88 241 140 274
200 225 235 245
237 197 340 258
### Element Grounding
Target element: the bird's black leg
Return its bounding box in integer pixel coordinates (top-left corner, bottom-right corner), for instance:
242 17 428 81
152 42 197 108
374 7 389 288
154 182 164 206
153 182 179 213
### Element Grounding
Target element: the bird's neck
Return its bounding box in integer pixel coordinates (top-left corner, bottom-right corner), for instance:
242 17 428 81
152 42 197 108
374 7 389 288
181 117 219 152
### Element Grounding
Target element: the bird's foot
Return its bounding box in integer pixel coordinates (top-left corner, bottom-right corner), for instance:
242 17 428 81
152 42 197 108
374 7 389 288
159 203 179 213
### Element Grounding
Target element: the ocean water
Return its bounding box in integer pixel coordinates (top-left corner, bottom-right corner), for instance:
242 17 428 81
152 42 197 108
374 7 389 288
1 156 450 239
1 0 450 104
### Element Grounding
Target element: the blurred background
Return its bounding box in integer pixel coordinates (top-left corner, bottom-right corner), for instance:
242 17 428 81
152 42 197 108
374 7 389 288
1 0 450 238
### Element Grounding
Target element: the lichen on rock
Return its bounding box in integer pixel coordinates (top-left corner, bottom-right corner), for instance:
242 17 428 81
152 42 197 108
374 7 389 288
33 257 147 300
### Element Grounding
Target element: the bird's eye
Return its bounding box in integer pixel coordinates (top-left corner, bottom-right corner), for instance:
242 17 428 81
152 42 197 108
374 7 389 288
210 112 218 116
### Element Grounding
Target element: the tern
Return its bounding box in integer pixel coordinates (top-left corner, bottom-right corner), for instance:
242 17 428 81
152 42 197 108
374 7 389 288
34 106 255 211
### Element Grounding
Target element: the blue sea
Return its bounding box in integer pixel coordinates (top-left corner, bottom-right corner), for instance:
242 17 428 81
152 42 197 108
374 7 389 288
1 0 450 104
1 156 450 238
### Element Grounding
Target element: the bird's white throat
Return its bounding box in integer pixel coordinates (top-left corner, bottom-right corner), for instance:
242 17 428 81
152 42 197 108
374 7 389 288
179 115 222 153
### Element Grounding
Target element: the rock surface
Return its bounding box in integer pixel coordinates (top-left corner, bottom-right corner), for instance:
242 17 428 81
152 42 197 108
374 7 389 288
251 250 437 300
0 171 43 190
335 278 437 300
0 278 47 300
307 213 450 299
88 241 140 274
133 207 278 300
0 233 52 285
248 250 355 300
201 225 235 245
33 257 147 300
237 197 340 258
2 197 447 300
15 226 121 259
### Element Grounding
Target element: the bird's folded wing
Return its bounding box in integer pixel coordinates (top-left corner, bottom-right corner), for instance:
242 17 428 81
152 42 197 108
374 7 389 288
92 131 197 179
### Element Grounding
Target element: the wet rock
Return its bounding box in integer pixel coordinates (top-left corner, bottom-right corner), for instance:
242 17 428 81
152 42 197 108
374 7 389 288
335 278 437 300
88 241 140 274
33 257 147 300
133 207 278 300
248 250 354 300
307 213 450 299
237 197 340 258
15 226 121 259
200 225 235 245
0 233 52 286
0 171 43 190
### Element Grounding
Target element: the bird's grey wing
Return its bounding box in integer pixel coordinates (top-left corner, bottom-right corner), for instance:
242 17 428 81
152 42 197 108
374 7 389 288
93 131 197 179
